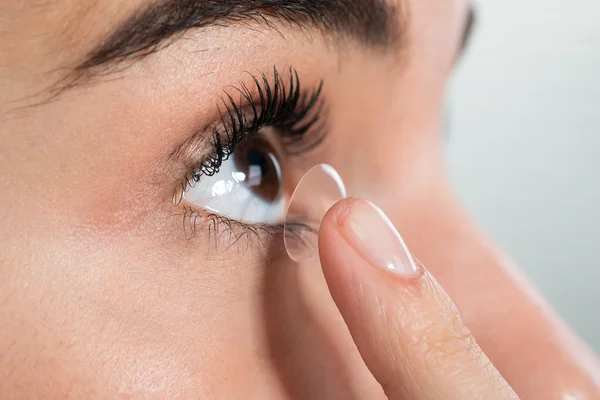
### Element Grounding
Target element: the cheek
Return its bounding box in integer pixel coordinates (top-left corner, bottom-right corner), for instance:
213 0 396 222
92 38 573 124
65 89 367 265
0 222 278 397
0 228 379 398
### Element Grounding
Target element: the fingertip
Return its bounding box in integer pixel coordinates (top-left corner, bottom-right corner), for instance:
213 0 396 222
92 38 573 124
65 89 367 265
318 197 363 262
318 200 515 400
320 197 363 232
323 198 421 279
319 196 358 245
318 198 371 313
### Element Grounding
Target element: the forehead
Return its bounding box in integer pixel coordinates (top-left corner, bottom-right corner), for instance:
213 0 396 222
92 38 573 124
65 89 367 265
0 0 467 93
2 0 143 47
0 0 138 76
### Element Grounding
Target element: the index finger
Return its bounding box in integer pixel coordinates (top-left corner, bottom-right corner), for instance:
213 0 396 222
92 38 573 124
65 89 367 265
318 198 519 400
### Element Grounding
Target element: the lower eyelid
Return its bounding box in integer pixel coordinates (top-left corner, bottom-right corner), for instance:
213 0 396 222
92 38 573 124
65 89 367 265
176 203 317 261
178 204 284 246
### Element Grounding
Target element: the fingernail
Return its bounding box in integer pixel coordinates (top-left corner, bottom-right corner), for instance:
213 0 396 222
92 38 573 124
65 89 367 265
340 199 420 277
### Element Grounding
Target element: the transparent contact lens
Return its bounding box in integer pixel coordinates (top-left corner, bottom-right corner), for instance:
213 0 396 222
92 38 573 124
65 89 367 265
284 164 347 262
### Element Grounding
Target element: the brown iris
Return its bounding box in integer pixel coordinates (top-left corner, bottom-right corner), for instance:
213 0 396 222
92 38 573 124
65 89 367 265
233 136 282 203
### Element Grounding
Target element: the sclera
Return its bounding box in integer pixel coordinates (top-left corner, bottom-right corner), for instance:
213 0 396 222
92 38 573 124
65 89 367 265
284 164 347 262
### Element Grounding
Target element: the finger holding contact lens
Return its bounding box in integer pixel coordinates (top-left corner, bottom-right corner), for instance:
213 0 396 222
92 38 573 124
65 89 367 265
284 164 347 262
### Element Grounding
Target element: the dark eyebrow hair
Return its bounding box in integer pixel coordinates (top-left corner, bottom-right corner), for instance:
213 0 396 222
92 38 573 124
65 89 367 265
75 0 402 76
459 5 476 56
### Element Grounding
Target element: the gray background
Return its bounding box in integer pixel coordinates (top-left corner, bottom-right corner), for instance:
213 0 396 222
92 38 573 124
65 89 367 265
447 0 600 352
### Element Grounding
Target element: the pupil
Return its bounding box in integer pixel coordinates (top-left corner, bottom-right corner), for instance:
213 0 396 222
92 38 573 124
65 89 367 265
233 137 281 202
246 148 270 179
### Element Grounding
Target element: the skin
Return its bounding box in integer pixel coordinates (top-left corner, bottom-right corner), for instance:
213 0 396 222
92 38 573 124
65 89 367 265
0 0 599 399
319 198 520 399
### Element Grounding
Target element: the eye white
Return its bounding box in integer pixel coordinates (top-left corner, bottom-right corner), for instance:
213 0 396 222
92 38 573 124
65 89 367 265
184 155 285 225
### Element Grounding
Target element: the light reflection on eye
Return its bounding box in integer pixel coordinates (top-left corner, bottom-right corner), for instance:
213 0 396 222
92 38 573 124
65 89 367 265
232 171 247 182
184 135 287 224
210 180 234 197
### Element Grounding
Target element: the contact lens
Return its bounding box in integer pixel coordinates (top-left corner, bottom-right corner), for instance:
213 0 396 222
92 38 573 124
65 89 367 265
284 164 347 262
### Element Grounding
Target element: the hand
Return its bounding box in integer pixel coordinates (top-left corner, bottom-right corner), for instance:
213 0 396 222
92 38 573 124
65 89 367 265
318 198 520 399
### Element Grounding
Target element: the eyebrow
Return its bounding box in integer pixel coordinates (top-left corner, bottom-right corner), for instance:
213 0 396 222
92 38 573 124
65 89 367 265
75 0 402 77
459 5 476 57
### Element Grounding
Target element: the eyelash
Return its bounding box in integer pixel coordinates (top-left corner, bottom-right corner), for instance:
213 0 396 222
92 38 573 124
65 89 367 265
180 207 318 254
189 67 325 182
176 67 327 244
181 206 285 247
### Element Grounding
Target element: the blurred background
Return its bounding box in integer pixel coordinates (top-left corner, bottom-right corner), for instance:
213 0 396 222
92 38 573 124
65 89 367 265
447 0 600 351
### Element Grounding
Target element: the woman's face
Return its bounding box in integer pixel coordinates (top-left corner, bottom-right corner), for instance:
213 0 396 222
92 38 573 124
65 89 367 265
0 0 470 398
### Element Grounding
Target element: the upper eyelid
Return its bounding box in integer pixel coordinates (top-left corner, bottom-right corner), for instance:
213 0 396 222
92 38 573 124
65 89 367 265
170 66 328 206
188 69 325 172
168 67 320 163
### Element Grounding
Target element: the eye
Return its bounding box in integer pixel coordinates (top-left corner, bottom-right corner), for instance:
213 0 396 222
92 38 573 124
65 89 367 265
183 135 287 224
